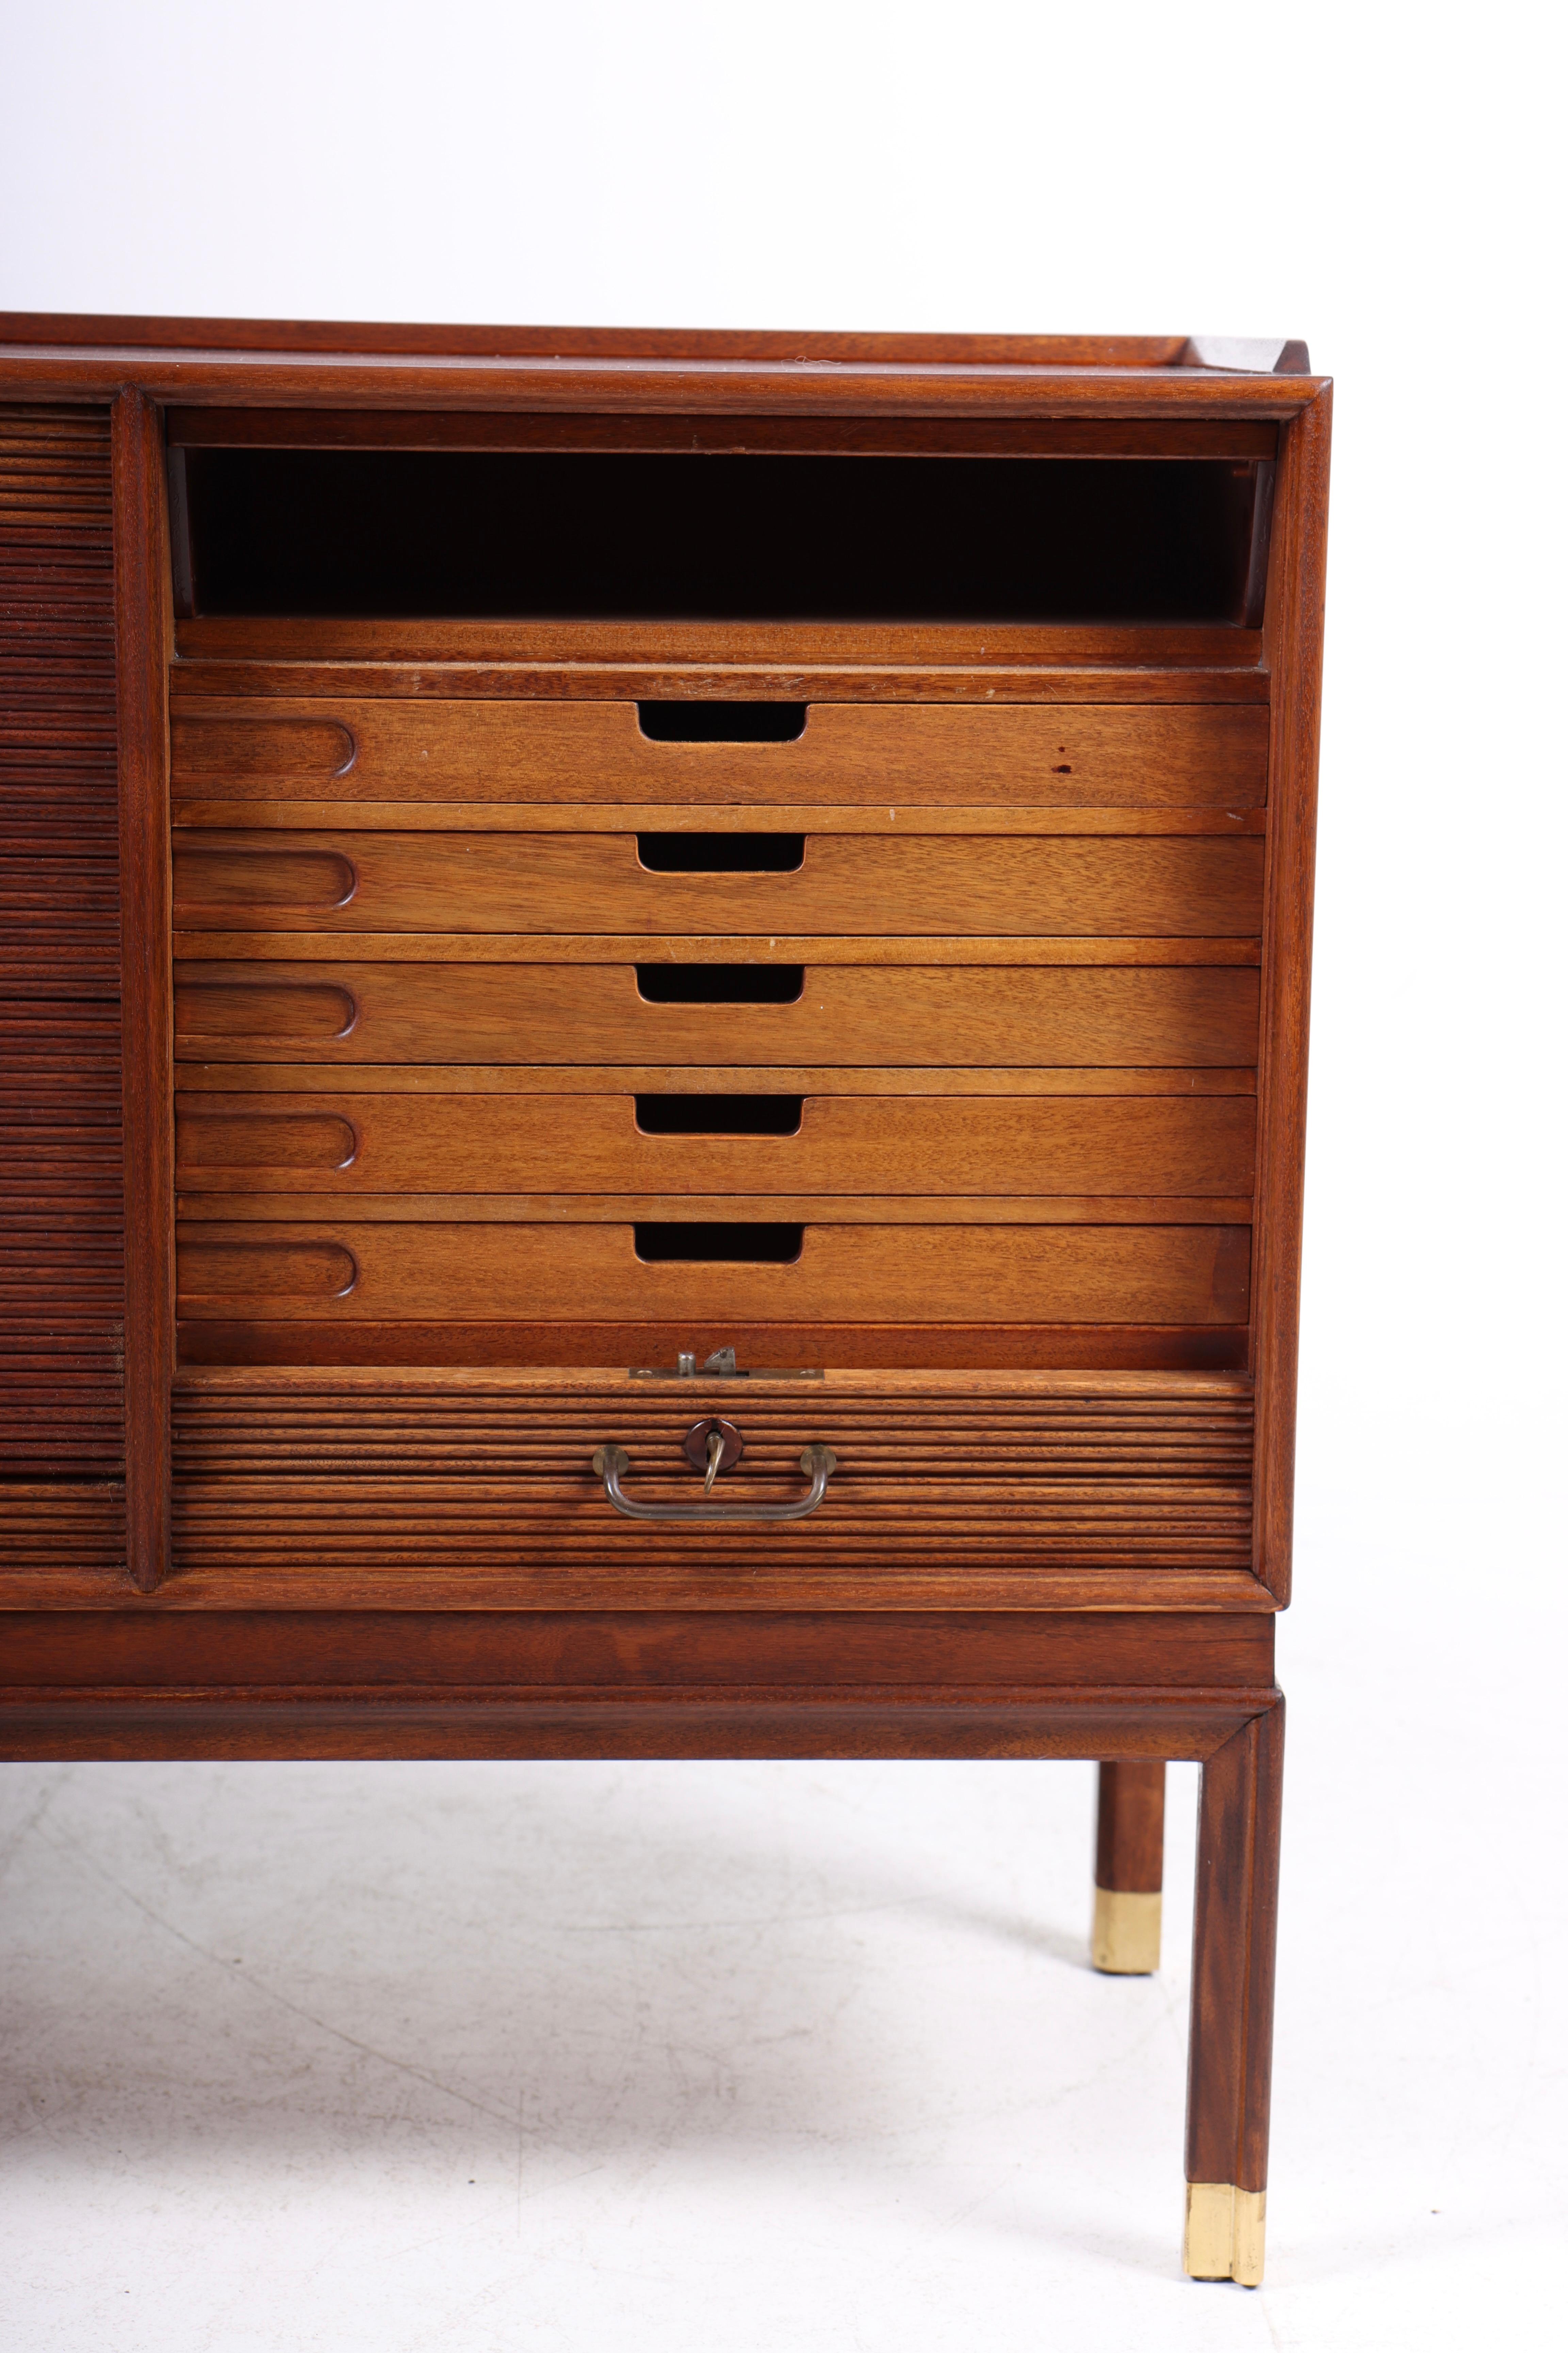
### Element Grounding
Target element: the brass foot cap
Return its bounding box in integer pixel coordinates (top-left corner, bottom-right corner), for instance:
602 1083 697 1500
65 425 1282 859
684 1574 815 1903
1184 2183 1266 2286
1091 1886 1161 1974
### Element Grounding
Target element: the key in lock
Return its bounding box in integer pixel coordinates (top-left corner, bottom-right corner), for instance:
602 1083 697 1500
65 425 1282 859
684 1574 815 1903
682 1416 745 1494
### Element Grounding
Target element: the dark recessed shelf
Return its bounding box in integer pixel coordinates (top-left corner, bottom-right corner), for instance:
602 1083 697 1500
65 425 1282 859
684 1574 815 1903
180 448 1268 624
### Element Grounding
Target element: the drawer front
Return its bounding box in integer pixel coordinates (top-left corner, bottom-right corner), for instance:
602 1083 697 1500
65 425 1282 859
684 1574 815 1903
177 1220 1250 1326
173 960 1261 1068
175 1090 1258 1198
171 829 1265 938
167 1373 1258 1606
172 698 1270 810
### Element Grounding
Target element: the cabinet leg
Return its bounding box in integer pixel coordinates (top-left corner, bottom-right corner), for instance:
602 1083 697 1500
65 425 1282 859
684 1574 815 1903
1183 1702 1284 2287
1092 1760 1165 1973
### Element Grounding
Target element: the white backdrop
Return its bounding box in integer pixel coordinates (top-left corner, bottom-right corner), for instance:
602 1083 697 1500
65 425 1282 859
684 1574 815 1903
2 7 1564 2348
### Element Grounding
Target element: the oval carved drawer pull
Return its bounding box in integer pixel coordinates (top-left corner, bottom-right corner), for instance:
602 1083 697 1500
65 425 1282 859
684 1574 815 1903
590 1432 837 1523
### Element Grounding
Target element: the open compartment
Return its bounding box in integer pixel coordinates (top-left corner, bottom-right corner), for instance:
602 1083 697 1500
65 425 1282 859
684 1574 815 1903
177 448 1273 626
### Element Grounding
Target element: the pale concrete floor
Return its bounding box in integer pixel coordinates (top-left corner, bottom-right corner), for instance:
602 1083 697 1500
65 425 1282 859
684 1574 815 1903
3 1465 1561 2353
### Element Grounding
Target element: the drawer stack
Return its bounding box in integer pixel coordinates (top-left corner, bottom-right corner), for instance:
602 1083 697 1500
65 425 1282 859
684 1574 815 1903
170 695 1264 1374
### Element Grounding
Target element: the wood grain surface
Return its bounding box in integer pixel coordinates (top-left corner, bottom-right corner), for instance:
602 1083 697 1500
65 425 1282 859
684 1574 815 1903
0 341 1328 423
172 958 1261 1065
114 392 176 1591
2 1366 1263 1610
1187 1700 1285 2193
173 802 1264 840
173 1090 1257 1197
148 1372 1256 1611
0 1606 1273 1680
174 651 1268 709
176 1063 1258 1097
0 1693 1276 1763
170 699 1269 807
1250 392 1331 1605
9 318 1203 363
177 1195 1254 1228
1096 1759 1167 1891
173 933 1262 966
174 1218 1251 1324
165 407 1278 458
175 1319 1249 1373
0 405 125 1534
170 828 1267 938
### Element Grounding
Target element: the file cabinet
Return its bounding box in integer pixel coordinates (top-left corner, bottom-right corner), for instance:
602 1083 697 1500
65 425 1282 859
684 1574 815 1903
0 318 1329 2282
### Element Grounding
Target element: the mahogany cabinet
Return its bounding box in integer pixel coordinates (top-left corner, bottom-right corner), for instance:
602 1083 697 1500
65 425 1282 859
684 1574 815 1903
0 318 1329 2285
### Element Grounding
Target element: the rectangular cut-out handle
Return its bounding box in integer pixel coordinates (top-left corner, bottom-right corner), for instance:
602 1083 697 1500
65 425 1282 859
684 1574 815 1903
634 1095 803 1136
633 1223 804 1263
637 834 805 874
635 964 805 1004
637 701 807 743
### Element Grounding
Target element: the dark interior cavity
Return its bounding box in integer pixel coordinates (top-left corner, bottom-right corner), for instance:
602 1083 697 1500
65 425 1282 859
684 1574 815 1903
634 963 805 1003
181 449 1266 624
638 702 808 742
637 833 804 874
635 1094 804 1136
633 1222 805 1263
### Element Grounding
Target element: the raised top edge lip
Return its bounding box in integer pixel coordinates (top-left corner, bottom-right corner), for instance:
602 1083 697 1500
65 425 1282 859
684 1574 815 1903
0 317 1326 396
0 313 1314 370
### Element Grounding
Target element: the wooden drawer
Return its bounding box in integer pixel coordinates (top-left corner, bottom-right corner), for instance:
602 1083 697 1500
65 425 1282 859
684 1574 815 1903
175 1089 1257 1198
161 1370 1260 1609
172 958 1260 1067
172 955 1260 1068
171 827 1264 938
171 698 1270 809
176 1219 1250 1326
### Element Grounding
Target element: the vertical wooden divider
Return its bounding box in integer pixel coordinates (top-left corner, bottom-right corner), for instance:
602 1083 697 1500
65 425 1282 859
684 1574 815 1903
1251 387 1332 1604
113 392 174 1593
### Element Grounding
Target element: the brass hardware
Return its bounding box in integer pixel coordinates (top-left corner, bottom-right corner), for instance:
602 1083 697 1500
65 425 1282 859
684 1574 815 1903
590 1437 837 1523
1183 2184 1267 2287
1091 1888 1162 1974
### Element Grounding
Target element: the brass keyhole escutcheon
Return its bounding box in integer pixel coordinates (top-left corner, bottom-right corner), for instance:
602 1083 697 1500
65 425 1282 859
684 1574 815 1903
683 1416 745 1493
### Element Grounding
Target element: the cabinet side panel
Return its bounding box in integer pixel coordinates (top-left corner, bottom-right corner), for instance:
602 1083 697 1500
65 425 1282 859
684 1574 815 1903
1252 388 1331 1602
0 404 126 1570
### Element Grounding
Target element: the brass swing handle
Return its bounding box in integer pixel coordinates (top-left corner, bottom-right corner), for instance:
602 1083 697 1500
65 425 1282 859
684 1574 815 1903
591 1443 837 1523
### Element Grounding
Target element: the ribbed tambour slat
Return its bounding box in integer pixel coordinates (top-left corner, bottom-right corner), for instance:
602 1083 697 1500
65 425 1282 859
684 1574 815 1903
0 407 126 1521
170 1380 1252 1578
